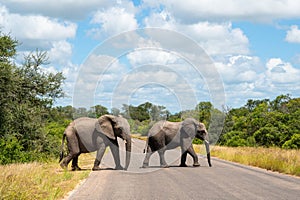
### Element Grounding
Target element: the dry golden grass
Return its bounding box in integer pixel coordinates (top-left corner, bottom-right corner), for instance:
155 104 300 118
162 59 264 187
0 153 95 200
209 146 300 177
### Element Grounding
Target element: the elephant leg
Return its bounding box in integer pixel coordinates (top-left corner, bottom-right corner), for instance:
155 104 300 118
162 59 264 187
92 143 106 171
142 146 153 168
180 145 200 167
179 138 189 167
186 146 200 167
60 154 72 169
180 150 188 167
158 147 168 168
109 139 123 170
60 132 80 170
71 154 82 171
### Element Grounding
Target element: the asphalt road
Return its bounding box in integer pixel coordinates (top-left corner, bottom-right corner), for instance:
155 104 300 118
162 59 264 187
67 139 300 200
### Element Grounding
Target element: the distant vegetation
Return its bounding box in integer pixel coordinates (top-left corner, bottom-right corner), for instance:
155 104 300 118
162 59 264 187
220 94 300 149
1 32 299 165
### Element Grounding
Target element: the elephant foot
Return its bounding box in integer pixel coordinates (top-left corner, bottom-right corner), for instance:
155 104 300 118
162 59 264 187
115 165 124 170
92 166 101 171
193 163 200 167
72 166 82 171
179 163 188 167
141 164 149 168
60 162 68 170
141 162 149 168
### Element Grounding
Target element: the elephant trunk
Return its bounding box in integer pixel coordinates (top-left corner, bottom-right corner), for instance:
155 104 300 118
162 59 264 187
124 134 131 170
204 139 212 167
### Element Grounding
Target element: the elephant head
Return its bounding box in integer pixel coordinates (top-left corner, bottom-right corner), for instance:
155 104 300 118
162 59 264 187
182 118 211 167
96 115 132 170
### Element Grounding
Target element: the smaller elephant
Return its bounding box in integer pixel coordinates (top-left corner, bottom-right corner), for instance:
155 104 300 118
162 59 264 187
142 118 211 168
59 115 131 171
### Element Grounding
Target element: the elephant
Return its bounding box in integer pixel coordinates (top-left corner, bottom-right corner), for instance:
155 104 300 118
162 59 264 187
59 115 131 171
142 118 211 168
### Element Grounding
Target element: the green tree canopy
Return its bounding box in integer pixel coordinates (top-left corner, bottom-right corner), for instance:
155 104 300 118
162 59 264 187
0 33 65 164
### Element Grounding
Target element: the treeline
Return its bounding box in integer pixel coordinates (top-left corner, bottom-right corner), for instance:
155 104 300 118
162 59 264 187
220 95 300 149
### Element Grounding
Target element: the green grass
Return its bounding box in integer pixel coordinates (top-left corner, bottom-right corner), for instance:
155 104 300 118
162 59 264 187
0 153 94 200
207 146 300 177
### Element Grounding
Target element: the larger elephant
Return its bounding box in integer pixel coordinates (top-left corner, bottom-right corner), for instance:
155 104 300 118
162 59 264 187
142 118 211 168
59 115 131 171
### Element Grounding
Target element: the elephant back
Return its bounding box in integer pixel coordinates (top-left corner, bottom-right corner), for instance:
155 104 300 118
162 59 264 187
73 117 98 134
148 120 180 137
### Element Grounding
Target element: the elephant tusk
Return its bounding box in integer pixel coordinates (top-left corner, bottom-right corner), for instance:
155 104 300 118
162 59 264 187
204 139 209 144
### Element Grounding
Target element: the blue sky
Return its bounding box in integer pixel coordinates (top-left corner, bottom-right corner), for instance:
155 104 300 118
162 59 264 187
1 0 300 113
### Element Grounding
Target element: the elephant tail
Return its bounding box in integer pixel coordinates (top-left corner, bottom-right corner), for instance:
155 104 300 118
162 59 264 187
59 133 66 163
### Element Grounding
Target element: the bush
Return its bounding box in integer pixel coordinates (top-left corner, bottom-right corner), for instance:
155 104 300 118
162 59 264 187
254 127 280 147
219 131 250 147
226 136 248 147
0 135 29 164
193 138 203 144
282 134 300 149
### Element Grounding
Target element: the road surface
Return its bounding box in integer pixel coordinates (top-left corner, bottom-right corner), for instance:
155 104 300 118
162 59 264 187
67 138 300 200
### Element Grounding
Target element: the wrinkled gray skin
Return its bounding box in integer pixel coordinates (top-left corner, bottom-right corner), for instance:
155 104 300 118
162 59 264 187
59 115 131 171
142 118 211 168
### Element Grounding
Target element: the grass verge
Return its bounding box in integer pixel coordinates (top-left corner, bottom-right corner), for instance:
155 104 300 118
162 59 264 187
208 146 300 177
0 153 94 200
131 134 147 141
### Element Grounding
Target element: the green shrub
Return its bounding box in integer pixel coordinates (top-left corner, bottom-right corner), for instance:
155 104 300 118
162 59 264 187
282 134 300 149
193 138 203 144
0 135 29 164
219 131 251 147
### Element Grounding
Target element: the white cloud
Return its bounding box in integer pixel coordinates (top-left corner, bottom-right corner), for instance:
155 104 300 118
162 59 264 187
158 0 300 22
48 40 73 65
88 6 138 39
215 55 262 84
72 53 128 108
144 10 250 56
2 0 299 111
285 25 300 43
0 0 113 20
109 66 200 111
266 58 300 83
0 5 76 50
127 49 178 66
215 56 300 107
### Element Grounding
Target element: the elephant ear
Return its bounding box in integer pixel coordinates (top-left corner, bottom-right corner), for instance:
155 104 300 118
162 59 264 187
181 118 197 138
95 115 116 140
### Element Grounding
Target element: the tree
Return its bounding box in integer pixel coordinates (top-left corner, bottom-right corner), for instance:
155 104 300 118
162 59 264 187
149 105 168 121
0 33 17 62
196 102 212 125
0 33 18 135
92 105 109 118
271 94 290 112
0 33 65 163
219 95 300 148
111 107 121 116
245 99 270 112
121 102 169 122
